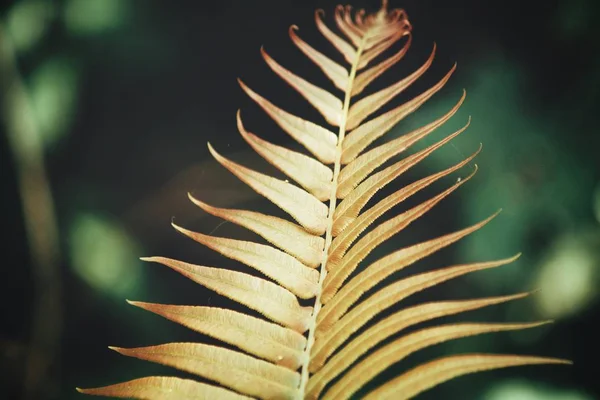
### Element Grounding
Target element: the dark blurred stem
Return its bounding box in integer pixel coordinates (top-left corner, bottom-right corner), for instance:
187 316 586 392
0 23 62 399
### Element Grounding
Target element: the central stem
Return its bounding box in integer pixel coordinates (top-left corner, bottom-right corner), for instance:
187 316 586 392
298 34 368 397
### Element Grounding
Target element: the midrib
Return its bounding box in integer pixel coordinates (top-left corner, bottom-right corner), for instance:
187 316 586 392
298 31 370 397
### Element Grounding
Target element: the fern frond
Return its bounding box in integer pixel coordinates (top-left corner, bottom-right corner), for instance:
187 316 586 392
79 1 570 399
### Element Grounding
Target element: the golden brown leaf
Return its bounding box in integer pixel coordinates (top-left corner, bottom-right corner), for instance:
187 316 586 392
315 9 356 64
77 376 252 400
364 354 571 400
110 343 299 399
262 48 343 126
140 256 312 332
237 111 333 201
80 3 569 399
238 79 337 164
323 322 553 399
127 302 307 370
333 120 473 235
188 194 323 268
313 256 520 368
307 292 532 389
171 223 319 299
208 142 328 235
346 43 436 130
289 25 348 92
342 65 457 164
323 173 475 302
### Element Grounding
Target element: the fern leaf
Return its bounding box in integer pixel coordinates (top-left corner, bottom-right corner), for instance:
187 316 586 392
140 257 312 332
79 1 569 399
307 292 534 392
109 343 300 399
289 25 349 92
187 195 324 268
363 354 571 400
170 223 320 299
237 111 333 201
128 302 307 369
77 377 252 400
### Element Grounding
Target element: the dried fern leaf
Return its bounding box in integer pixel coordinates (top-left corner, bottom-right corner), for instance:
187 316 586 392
315 229 506 350
110 343 299 399
312 258 521 373
332 121 472 235
307 292 533 392
208 143 328 235
363 354 572 400
262 48 343 126
328 161 477 262
321 322 551 400
345 43 435 130
323 174 475 302
128 302 307 370
237 111 333 201
352 33 411 96
171 223 320 299
359 31 405 68
315 9 356 64
342 65 457 164
78 377 252 400
187 194 324 268
289 25 348 91
337 95 467 198
319 253 517 349
140 257 311 332
238 79 337 164
81 2 569 399
334 5 362 47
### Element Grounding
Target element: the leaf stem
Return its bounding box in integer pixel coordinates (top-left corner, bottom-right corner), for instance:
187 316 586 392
298 32 368 397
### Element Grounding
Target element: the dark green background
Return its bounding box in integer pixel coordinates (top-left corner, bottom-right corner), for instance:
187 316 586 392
1 0 598 399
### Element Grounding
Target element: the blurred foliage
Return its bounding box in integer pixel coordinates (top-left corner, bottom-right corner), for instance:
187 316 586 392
485 379 593 400
28 56 79 147
1 0 598 399
63 0 130 36
5 0 53 53
69 212 144 298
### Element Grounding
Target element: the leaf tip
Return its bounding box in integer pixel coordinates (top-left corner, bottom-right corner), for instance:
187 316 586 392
125 299 142 307
171 221 186 233
260 46 270 61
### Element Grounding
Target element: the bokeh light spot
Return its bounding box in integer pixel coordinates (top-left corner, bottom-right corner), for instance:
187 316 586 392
6 0 54 53
533 230 599 319
29 57 79 148
70 213 144 297
486 380 592 400
63 0 130 36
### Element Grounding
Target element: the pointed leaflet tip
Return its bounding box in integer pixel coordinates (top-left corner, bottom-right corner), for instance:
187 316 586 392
171 221 187 235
